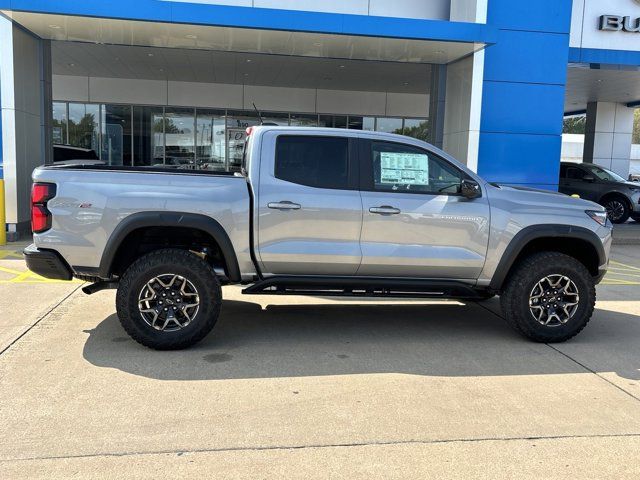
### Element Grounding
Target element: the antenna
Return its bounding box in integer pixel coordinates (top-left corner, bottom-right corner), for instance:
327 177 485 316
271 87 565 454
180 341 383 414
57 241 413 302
252 103 264 125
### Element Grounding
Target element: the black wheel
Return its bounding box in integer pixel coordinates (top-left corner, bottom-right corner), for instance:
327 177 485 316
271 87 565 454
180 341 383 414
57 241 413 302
116 249 222 350
602 196 630 224
500 252 595 343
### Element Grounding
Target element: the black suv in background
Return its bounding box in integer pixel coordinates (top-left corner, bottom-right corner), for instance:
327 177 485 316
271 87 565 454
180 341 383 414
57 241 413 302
559 162 640 224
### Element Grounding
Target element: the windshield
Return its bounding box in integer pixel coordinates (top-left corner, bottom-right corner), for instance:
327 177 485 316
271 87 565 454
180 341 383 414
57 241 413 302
581 164 626 182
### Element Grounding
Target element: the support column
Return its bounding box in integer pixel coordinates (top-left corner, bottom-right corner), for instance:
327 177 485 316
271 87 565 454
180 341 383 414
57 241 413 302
583 102 633 178
0 16 51 240
428 65 447 150
476 0 572 189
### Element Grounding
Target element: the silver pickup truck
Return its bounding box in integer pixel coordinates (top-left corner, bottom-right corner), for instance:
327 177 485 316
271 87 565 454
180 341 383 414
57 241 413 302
24 126 612 349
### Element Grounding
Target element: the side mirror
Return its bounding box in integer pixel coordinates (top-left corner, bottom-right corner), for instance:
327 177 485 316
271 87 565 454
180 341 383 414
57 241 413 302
460 179 481 199
583 175 595 182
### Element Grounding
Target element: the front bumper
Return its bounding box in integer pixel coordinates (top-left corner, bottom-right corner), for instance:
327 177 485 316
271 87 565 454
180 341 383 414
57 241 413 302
23 244 73 281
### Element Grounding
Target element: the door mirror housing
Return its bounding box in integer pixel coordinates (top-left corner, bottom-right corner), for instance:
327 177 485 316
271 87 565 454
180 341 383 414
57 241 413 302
460 179 481 199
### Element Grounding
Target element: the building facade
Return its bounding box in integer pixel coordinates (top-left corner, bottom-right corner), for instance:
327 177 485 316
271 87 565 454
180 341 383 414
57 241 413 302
1 0 639 237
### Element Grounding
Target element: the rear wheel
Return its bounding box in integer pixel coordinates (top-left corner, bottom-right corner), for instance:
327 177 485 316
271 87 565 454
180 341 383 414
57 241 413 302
602 195 630 224
500 252 595 343
116 248 222 350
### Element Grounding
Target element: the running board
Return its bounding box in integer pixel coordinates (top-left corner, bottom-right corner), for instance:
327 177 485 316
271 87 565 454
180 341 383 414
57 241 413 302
242 276 483 299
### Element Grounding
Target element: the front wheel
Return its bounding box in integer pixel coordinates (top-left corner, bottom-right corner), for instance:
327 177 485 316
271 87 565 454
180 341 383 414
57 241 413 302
602 196 630 224
116 249 222 350
500 252 595 343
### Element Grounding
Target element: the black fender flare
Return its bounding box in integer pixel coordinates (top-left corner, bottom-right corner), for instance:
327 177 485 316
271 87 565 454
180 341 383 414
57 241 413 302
98 211 241 282
489 224 606 291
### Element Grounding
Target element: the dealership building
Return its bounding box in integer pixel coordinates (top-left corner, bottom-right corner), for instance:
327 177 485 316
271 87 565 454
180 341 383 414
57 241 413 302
1 0 640 238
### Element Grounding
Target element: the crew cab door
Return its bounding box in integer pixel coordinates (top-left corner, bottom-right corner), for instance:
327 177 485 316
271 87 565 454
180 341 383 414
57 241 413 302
255 131 362 275
357 139 490 279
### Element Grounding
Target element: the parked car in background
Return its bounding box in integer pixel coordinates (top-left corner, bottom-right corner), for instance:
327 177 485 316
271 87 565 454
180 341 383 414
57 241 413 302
559 162 640 224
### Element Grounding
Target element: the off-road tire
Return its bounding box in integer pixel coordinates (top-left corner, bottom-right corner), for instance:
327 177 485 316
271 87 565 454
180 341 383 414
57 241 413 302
116 248 222 350
500 252 595 343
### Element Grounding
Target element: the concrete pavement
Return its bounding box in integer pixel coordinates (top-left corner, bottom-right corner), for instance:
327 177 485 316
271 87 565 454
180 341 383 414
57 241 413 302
0 245 639 478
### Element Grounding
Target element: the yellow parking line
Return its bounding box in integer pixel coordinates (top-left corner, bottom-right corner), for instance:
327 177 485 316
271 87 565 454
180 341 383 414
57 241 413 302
610 260 640 272
0 265 26 276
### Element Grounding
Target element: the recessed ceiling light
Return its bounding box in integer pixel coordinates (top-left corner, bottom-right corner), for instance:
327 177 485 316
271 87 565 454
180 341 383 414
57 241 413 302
243 73 249 76
246 59 252 63
597 79 603 83
403 82 409 86
68 63 75 67
339 65 345 68
185 34 197 39
159 68 164 72
48 24 61 29
147 53 154 57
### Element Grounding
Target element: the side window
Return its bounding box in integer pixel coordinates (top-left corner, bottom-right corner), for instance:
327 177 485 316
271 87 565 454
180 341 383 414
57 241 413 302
370 141 462 194
567 167 585 180
275 135 349 189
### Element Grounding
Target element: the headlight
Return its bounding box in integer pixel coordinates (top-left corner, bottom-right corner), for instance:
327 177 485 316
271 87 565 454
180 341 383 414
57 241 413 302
586 210 608 226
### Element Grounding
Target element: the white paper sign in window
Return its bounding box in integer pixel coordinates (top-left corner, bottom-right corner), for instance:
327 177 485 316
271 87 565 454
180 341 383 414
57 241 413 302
379 152 429 186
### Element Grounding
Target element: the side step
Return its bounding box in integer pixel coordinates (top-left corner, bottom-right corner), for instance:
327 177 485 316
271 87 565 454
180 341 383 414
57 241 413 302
242 276 484 299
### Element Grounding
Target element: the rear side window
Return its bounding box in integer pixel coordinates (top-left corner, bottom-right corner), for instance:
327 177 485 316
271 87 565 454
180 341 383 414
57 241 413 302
275 136 349 190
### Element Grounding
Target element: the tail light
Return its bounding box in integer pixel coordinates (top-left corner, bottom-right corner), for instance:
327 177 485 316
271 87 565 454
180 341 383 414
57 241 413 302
31 183 56 233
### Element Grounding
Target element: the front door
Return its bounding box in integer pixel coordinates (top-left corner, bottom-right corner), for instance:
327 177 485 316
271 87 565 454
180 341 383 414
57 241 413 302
256 132 362 276
358 139 490 279
559 165 600 202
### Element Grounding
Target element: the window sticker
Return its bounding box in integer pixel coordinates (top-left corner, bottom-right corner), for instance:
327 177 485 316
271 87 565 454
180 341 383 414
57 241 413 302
379 152 429 186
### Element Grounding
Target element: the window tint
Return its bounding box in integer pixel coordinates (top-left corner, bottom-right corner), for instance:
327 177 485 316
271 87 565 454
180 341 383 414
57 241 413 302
275 136 349 189
566 167 586 180
370 141 462 194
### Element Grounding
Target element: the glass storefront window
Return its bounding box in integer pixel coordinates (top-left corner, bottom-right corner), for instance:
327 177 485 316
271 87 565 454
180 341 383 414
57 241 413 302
319 115 347 128
133 106 165 167
68 103 100 153
196 109 226 171
52 102 68 145
164 107 196 169
101 104 132 166
348 116 375 130
403 118 430 141
290 114 318 127
376 117 403 135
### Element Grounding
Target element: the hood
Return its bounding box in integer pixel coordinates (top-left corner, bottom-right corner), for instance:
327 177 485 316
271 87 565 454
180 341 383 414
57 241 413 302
488 183 604 211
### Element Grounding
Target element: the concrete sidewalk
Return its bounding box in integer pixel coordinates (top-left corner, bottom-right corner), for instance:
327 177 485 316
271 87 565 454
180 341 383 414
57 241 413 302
0 247 639 478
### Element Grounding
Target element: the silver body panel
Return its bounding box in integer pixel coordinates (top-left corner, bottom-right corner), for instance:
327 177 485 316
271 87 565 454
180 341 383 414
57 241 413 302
32 169 256 279
32 126 612 287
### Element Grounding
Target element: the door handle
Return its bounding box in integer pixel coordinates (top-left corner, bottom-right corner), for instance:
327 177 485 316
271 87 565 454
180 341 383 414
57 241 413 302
369 206 401 215
268 201 301 211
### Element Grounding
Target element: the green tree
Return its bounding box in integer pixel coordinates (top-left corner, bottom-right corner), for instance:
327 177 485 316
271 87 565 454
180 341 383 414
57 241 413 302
398 120 430 141
563 115 586 134
68 113 98 150
633 109 640 144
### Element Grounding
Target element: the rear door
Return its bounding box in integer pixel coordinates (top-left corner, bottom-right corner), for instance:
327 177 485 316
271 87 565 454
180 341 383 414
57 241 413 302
255 131 362 275
357 138 490 279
